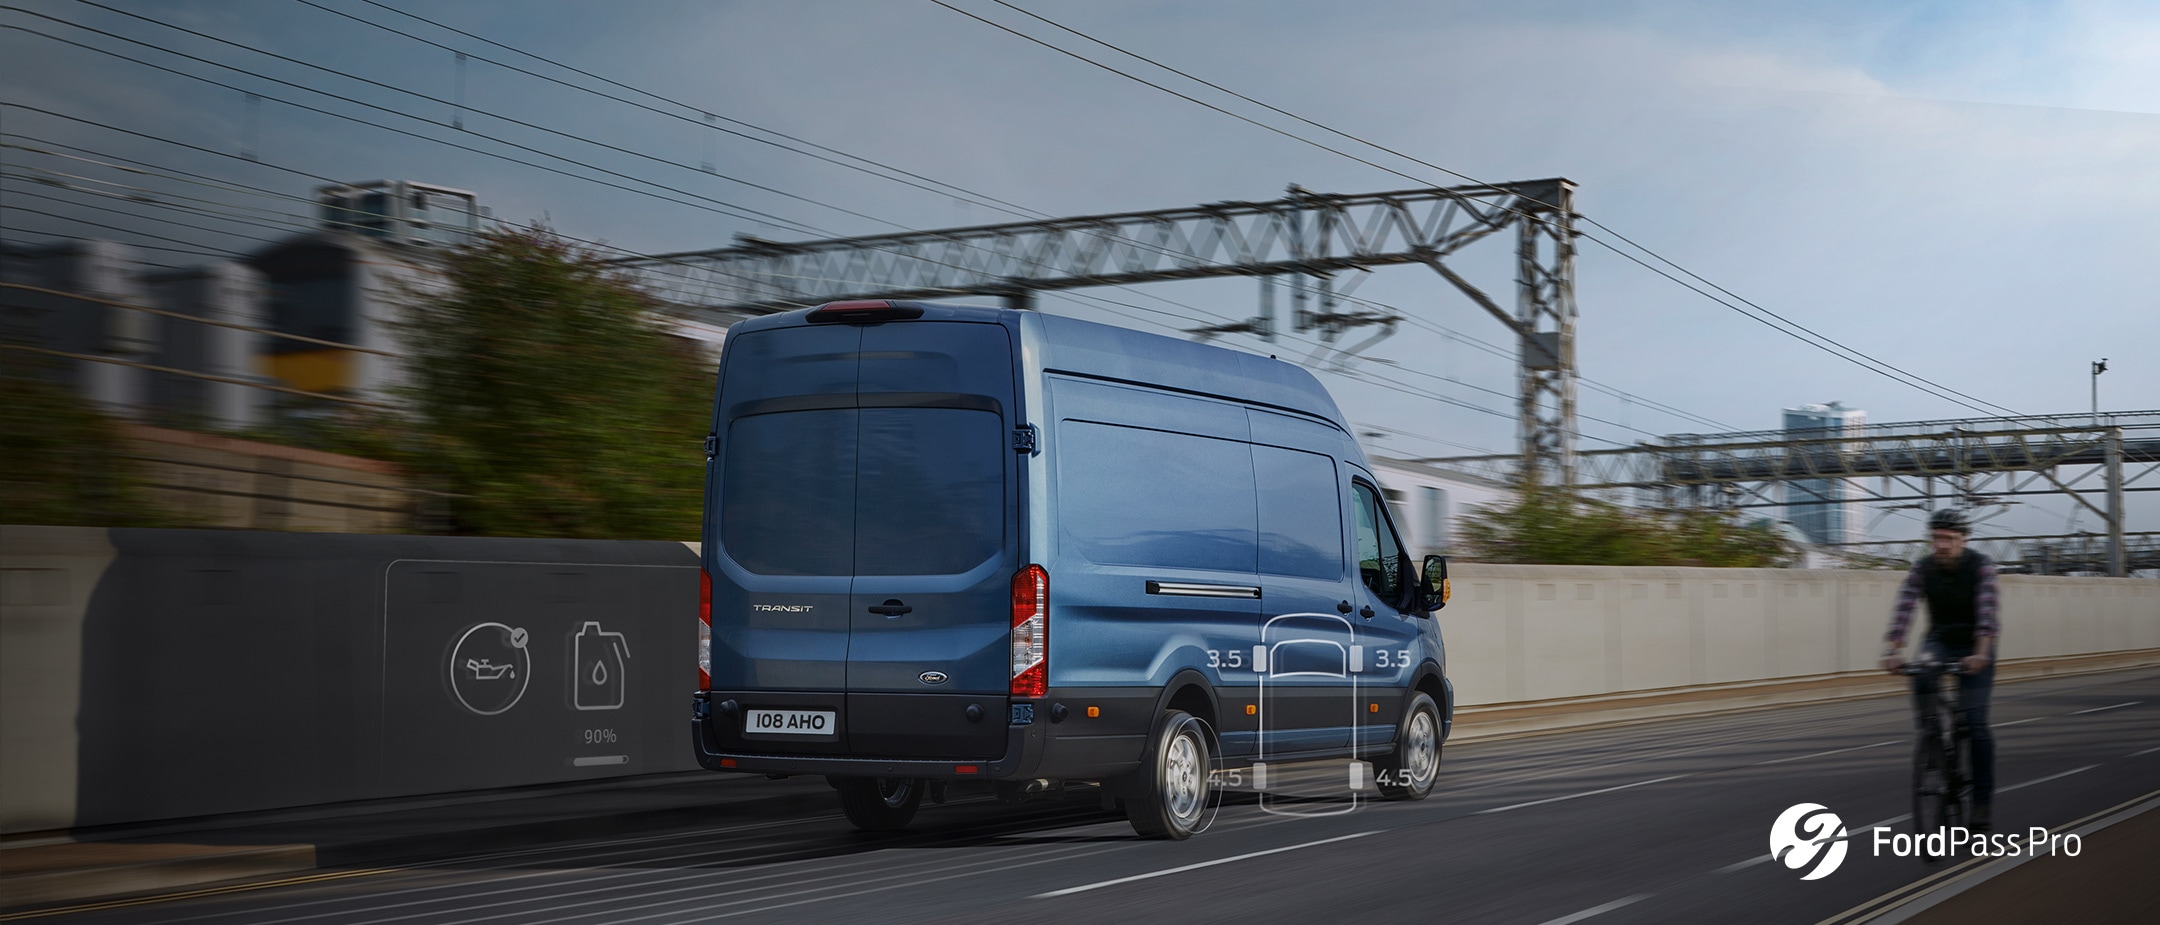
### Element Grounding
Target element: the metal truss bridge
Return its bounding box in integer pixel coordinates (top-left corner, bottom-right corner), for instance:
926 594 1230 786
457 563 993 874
1412 411 2160 576
612 180 1583 485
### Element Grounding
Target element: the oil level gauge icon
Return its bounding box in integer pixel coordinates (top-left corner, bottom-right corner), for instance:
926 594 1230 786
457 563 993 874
449 622 531 716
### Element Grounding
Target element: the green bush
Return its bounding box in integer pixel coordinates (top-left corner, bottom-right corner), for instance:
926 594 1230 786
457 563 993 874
0 368 171 527
1458 486 1795 567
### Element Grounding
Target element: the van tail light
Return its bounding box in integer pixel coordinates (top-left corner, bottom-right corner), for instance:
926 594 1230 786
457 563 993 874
698 568 712 690
1010 564 1048 698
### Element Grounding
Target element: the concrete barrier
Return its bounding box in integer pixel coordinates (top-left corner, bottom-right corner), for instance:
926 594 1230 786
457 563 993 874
4 532 2155 835
1 526 698 835
1438 564 2160 708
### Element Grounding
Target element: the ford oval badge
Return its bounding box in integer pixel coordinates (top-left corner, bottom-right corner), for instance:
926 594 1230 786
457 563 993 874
918 671 949 685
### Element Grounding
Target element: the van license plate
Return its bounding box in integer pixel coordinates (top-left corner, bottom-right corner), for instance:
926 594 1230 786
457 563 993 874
746 709 835 736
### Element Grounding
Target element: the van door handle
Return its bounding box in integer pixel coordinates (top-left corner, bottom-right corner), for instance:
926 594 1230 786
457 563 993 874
1359 605 1376 619
868 600 912 616
1336 600 1353 614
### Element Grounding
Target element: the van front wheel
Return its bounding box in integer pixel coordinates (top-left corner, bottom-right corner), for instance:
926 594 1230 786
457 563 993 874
1374 693 1442 800
1124 710 1212 839
835 776 923 831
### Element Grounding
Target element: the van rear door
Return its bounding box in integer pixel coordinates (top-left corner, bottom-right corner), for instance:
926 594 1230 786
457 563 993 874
710 324 863 752
709 319 1017 758
844 322 1018 758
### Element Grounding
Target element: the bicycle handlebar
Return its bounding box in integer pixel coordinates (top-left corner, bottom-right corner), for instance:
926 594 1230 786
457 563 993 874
1898 659 1969 676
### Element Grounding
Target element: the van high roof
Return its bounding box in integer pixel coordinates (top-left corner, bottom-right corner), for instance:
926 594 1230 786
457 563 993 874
734 301 1350 432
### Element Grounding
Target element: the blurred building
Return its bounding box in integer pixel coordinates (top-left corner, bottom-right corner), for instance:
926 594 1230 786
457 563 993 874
1367 455 1516 557
2 239 270 429
1783 401 1866 545
247 182 480 409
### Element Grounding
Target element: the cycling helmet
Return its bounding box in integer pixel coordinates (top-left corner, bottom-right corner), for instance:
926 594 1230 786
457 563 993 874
1927 508 1970 534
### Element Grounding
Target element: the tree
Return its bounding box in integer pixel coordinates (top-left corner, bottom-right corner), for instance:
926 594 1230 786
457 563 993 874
396 227 710 538
1457 486 1795 568
0 366 171 527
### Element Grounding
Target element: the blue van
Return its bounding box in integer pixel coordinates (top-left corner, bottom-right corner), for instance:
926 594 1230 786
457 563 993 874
691 300 1452 839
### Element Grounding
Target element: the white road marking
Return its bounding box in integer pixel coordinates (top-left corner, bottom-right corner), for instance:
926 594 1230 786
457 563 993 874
1991 717 2042 728
1475 775 1688 814
1033 831 1378 898
2128 745 2160 758
2069 701 2141 715
1753 740 1894 766
1535 893 1653 925
1997 764 2099 794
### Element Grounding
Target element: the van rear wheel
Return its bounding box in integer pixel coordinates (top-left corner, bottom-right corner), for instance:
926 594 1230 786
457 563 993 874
1375 693 1441 801
1124 710 1212 840
835 776 923 831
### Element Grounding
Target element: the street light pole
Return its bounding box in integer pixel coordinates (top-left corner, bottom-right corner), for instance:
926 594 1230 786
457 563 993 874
2092 358 2108 426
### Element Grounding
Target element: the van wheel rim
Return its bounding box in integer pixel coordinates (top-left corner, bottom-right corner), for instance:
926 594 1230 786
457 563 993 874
1405 712 1438 786
1164 733 1203 823
877 778 912 807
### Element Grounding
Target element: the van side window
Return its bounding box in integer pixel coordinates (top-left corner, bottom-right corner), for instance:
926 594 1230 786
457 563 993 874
1352 481 1408 606
1254 445 1343 580
1058 420 1257 572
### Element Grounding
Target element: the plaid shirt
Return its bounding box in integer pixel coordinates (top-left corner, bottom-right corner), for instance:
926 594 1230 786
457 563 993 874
1885 552 2000 648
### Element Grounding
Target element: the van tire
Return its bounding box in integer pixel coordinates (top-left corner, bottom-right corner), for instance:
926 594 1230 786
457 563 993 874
835 776 923 831
1374 693 1442 800
1123 710 1212 840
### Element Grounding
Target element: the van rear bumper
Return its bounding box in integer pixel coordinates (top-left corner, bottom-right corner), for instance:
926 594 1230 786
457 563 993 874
690 689 1151 781
692 690 1037 779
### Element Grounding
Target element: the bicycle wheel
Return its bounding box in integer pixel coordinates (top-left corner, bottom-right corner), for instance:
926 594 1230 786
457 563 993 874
1911 733 1951 862
1947 728 1973 830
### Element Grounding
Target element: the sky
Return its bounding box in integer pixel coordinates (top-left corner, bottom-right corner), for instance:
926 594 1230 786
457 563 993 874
3 0 2155 543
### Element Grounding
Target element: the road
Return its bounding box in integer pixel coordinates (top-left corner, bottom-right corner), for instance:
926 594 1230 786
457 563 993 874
30 667 2160 924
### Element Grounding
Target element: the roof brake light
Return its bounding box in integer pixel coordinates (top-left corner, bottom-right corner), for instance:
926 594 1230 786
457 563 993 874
806 300 924 324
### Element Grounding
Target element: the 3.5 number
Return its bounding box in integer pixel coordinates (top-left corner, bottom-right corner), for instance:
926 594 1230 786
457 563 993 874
1205 649 1245 670
1371 649 1412 669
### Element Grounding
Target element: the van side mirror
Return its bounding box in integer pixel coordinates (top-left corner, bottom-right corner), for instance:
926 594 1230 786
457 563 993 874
1421 555 1449 612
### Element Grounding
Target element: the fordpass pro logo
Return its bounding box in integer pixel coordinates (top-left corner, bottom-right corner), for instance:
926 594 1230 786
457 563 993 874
1771 803 1850 880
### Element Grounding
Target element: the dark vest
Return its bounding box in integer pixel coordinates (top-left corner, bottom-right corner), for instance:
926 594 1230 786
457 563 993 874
1919 550 1984 649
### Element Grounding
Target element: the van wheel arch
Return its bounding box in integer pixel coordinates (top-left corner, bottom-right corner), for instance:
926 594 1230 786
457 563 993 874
1155 671 1219 744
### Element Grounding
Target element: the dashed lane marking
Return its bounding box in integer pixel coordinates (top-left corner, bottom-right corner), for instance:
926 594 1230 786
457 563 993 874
1475 775 1689 815
1032 831 1378 898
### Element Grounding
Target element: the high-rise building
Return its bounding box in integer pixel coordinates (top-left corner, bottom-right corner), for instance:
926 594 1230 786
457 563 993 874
1783 402 1867 545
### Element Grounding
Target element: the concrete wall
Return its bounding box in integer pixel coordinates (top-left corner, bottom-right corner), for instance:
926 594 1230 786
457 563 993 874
1439 563 2160 707
1 527 698 835
122 425 419 533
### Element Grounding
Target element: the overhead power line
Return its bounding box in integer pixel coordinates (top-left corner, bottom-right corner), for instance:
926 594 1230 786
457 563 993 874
938 0 2022 419
290 0 1047 221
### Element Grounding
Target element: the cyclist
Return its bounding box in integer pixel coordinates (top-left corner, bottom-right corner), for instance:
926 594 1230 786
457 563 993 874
1880 508 2000 830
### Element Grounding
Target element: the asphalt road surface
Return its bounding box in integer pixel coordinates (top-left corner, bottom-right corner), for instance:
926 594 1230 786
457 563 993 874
31 667 2160 924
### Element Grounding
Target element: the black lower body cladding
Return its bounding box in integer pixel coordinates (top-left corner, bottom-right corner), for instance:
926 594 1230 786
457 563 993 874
691 687 1162 780
700 690 1007 760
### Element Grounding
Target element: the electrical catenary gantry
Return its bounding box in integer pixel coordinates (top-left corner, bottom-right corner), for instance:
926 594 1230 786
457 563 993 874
612 179 1580 487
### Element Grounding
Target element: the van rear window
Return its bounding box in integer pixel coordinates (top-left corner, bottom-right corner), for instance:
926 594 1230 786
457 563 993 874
721 411 858 576
855 408 1004 576
1059 421 1257 572
720 408 1003 577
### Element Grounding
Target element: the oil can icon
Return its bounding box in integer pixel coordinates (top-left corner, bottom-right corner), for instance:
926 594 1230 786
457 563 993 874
571 621 630 711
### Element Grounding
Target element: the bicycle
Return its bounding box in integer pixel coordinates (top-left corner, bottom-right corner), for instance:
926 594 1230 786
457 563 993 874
1904 659 1971 860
